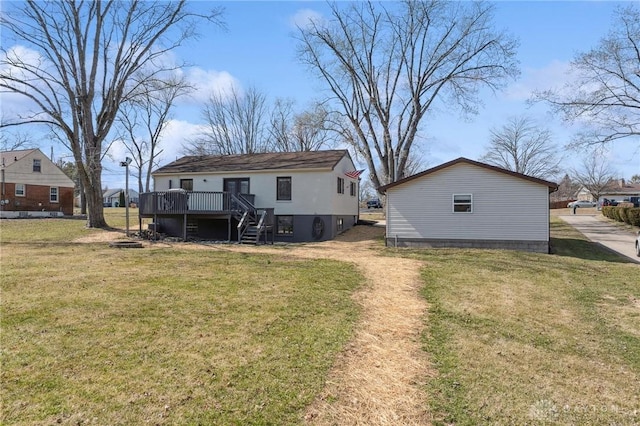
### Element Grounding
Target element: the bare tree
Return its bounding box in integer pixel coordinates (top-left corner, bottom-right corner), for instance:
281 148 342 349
535 5 640 149
185 85 269 155
480 116 562 179
116 77 191 194
0 131 34 151
297 1 519 192
269 98 295 152
630 174 640 184
0 1 223 227
269 99 337 152
572 149 617 201
550 173 579 202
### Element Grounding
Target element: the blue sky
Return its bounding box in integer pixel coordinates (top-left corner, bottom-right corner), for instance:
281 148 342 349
3 1 639 189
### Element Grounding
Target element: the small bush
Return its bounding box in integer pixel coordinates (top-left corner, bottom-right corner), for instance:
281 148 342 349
602 206 640 226
627 208 640 226
601 206 615 220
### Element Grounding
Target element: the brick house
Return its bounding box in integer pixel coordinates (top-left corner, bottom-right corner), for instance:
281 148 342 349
0 148 75 217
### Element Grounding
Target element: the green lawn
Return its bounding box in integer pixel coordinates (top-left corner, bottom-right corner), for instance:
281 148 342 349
394 216 640 425
2 212 639 425
0 216 362 425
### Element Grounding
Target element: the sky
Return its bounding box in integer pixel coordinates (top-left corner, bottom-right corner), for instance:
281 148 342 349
2 1 639 190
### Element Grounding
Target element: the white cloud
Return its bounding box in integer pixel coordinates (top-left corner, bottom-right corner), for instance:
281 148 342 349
180 67 241 104
504 60 573 101
290 8 325 30
156 119 206 163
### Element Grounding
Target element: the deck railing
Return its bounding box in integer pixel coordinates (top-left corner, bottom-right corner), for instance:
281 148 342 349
139 191 256 215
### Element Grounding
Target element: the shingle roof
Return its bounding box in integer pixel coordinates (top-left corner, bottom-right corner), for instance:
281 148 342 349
153 150 351 174
379 157 558 193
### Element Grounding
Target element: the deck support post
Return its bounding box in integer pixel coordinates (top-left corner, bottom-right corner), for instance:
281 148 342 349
183 213 187 241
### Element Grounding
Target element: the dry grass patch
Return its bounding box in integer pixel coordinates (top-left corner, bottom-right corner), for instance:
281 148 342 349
1 219 362 425
392 216 640 425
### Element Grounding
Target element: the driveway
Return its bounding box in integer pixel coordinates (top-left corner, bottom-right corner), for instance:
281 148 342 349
558 213 639 262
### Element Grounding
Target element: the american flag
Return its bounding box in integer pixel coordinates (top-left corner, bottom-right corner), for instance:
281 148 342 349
345 169 364 179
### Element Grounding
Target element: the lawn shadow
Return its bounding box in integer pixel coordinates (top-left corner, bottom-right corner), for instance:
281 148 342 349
550 237 637 264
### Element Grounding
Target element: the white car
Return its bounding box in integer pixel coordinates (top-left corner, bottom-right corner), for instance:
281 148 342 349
636 232 640 257
567 200 596 208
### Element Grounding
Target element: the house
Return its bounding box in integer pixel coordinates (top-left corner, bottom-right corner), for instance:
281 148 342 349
103 188 140 207
378 157 558 253
596 179 640 205
139 150 361 242
0 148 75 217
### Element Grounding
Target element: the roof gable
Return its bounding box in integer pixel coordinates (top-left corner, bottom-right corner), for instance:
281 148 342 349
379 157 558 193
0 149 38 167
153 150 352 175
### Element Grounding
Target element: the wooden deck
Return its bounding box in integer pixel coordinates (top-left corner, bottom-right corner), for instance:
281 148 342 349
138 191 274 243
138 190 255 217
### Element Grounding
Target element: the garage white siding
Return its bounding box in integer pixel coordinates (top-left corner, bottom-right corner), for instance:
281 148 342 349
386 162 551 243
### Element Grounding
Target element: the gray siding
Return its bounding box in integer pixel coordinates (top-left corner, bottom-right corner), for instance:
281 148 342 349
386 163 550 242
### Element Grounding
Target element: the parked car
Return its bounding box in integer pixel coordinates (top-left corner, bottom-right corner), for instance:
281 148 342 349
601 198 619 207
636 232 640 257
367 198 382 209
567 200 596 208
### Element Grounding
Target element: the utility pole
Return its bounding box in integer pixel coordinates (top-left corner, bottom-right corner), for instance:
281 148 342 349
120 157 132 237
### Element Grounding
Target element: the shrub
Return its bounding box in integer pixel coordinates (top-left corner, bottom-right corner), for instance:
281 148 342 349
602 206 640 226
626 208 640 226
601 206 615 220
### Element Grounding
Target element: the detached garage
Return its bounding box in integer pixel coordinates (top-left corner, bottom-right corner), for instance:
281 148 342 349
379 158 558 253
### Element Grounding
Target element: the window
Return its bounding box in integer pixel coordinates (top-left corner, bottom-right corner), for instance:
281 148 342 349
33 159 41 172
337 218 344 232
15 183 25 196
337 177 344 194
277 177 292 201
50 187 59 203
453 194 473 213
276 215 294 235
223 178 250 195
180 179 193 191
350 181 356 197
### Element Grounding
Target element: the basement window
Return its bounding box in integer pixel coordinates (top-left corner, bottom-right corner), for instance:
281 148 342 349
453 194 473 213
276 215 293 235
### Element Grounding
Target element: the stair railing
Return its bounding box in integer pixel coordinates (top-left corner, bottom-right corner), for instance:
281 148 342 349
237 211 250 242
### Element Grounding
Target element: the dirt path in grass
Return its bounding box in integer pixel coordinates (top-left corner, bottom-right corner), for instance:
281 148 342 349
211 225 431 425
77 225 431 424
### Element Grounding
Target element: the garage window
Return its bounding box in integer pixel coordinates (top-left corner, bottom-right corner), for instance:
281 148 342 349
453 194 472 213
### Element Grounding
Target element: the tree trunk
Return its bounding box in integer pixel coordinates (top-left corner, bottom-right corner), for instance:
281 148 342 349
77 159 106 228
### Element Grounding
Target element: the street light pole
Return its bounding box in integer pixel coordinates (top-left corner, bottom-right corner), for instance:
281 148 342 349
120 157 132 237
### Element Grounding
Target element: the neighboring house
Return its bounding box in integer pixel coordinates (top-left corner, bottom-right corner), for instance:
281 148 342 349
594 179 640 205
574 186 595 202
103 188 140 207
140 150 361 242
0 148 75 217
378 157 558 253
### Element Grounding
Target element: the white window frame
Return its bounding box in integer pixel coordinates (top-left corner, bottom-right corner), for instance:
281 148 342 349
453 194 473 213
33 159 41 172
50 187 59 203
15 183 25 197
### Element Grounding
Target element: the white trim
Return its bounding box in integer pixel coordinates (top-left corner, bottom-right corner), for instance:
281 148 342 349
452 193 473 213
50 186 59 203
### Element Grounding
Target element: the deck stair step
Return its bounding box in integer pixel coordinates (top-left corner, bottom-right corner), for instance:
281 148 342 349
240 224 261 244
